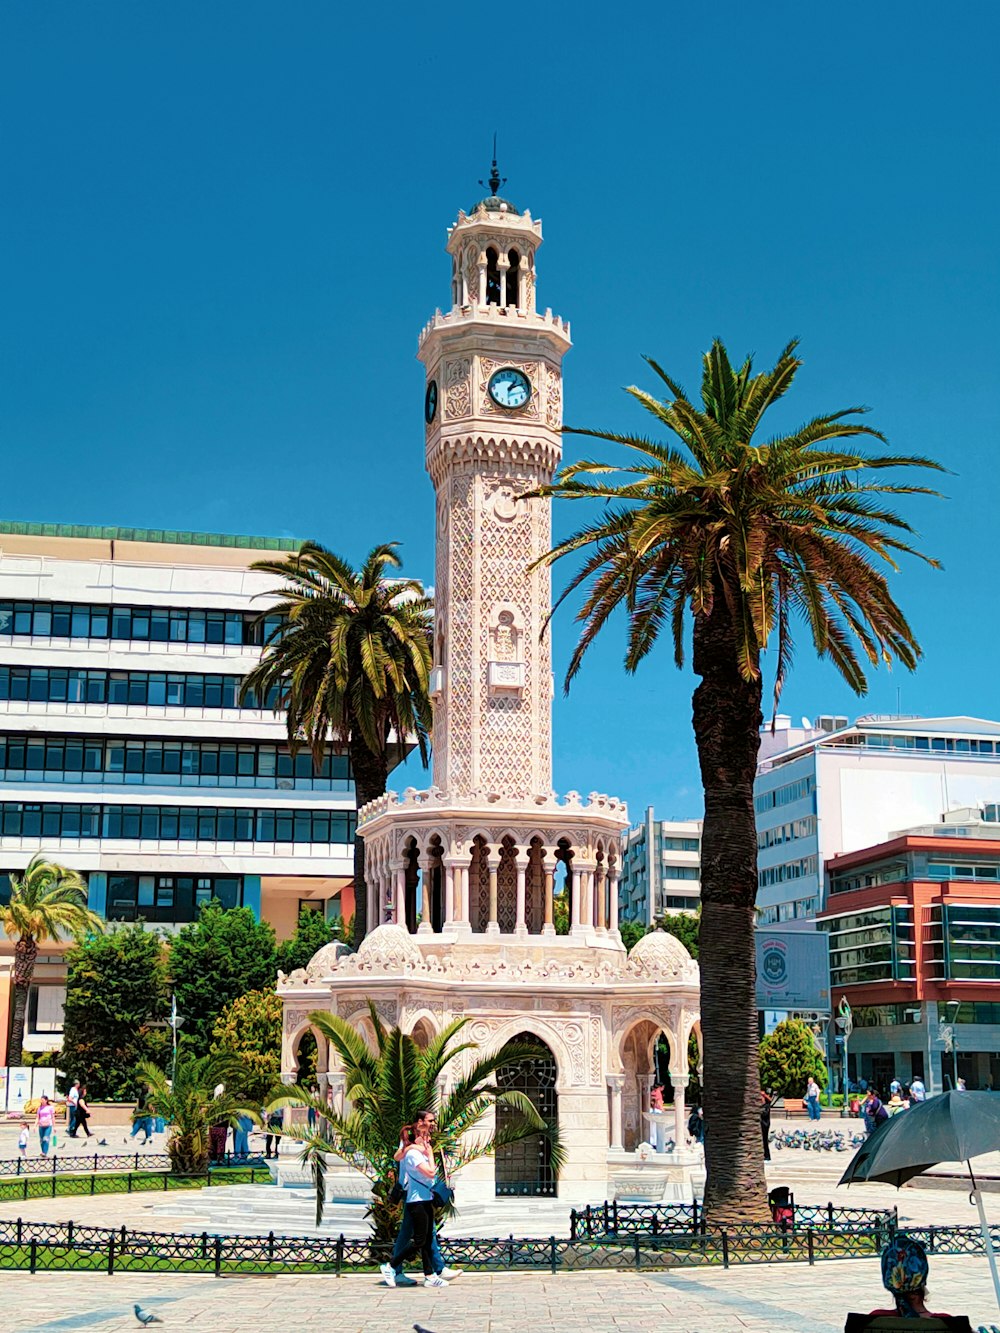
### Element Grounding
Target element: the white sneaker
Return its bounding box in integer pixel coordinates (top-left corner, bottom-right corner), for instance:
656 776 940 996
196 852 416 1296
379 1262 396 1287
423 1275 449 1287
439 1267 462 1281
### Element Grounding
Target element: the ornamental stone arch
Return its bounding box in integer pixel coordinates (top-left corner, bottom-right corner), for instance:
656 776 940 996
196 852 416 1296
403 1008 441 1051
480 1014 575 1094
611 1010 678 1075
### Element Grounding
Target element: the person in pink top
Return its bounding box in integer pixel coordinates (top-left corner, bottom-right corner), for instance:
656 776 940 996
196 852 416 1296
36 1095 55 1156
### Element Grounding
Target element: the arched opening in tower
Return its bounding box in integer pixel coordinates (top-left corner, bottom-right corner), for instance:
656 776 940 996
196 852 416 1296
495 1034 558 1197
485 247 501 305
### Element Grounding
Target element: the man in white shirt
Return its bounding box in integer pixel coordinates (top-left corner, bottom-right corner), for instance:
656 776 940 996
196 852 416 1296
909 1077 926 1102
66 1081 81 1138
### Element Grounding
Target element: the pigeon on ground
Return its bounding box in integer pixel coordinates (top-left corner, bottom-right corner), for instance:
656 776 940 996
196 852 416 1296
134 1304 162 1325
97 1138 108 1146
414 1326 436 1333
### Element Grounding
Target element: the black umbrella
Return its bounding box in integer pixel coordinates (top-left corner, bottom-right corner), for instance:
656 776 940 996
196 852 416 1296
840 1092 1000 1312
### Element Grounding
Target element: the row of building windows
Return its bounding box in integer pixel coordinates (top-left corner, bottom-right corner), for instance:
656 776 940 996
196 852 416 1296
926 860 1000 882
659 894 699 911
828 861 907 895
657 836 700 852
754 775 815 814
937 1001 1000 1024
849 1004 924 1027
0 601 281 647
824 907 915 985
0 733 351 790
843 732 1000 756
0 803 356 844
757 816 816 850
757 896 820 924
757 855 818 889
662 865 699 881
0 666 280 711
106 874 243 923
926 904 1000 980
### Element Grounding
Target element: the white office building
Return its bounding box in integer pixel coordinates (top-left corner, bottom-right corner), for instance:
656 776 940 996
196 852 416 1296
755 713 1000 924
619 807 701 925
0 523 359 1053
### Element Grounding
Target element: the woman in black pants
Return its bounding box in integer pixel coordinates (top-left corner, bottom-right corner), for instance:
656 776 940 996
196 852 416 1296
397 1120 448 1288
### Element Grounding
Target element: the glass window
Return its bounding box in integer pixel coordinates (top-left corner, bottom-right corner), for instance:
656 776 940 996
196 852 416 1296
90 607 109 638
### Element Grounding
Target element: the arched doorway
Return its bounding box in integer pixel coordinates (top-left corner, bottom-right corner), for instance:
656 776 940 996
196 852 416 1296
495 1034 558 1197
294 1030 319 1084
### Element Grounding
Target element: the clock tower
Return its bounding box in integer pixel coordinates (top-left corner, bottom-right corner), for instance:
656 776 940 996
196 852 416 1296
418 172 570 803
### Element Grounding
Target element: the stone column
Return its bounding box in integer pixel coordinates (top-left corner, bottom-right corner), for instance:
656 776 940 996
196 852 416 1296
542 852 556 937
607 1074 625 1151
608 870 621 939
515 849 529 937
417 854 435 935
638 1073 655 1142
498 252 511 306
571 866 583 933
443 860 456 925
671 1074 689 1150
594 866 607 933
478 255 487 306
487 852 501 935
582 868 595 930
392 862 406 929
366 875 377 941
460 863 471 924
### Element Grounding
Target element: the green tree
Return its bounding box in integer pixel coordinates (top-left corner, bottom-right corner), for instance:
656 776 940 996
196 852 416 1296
170 903 277 1053
553 889 570 936
240 542 432 946
537 340 939 1222
619 919 647 951
211 989 283 1106
758 1019 827 1098
136 1053 259 1175
60 924 169 1100
272 1002 563 1238
1 855 103 1066
653 911 700 959
276 906 337 975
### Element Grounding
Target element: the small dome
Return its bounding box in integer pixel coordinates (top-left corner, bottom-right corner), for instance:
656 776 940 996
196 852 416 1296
470 195 520 217
355 923 422 973
305 939 353 979
626 929 697 981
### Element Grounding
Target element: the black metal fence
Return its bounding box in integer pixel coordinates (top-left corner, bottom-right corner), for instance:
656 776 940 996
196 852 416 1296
0 1167 270 1204
0 1152 265 1177
1 1211 995 1277
569 1201 898 1241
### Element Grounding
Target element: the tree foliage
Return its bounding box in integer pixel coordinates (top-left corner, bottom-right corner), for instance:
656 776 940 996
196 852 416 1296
59 924 169 1101
211 989 283 1106
276 906 337 976
1 854 103 1065
653 911 700 959
170 903 277 1053
271 1002 564 1239
137 1053 259 1175
537 339 939 1223
618 918 646 951
758 1019 827 1098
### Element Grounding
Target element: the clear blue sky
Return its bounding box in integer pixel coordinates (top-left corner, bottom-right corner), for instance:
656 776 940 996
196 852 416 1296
2 3 998 824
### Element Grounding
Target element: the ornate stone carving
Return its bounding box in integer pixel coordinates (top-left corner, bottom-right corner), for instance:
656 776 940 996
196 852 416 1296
354 923 423 973
625 929 699 983
478 357 540 421
445 357 471 418
545 365 562 429
305 940 353 980
283 1007 313 1035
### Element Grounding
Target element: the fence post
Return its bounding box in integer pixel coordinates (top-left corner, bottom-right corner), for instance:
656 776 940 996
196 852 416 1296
67 1220 74 1246
163 1173 168 1192
15 1157 21 1177
928 1227 936 1253
336 1233 344 1277
721 1232 729 1269
16 1217 23 1246
603 1200 609 1232
134 1153 139 1172
633 1235 641 1271
23 1179 28 1203
93 1153 98 1174
127 1173 133 1194
569 1208 577 1241
213 1234 223 1277
613 1199 619 1234
691 1198 698 1234
585 1204 593 1240
107 1232 116 1276
827 1201 834 1230
807 1227 815 1265
29 1238 37 1274
550 1236 557 1274
90 1173 96 1196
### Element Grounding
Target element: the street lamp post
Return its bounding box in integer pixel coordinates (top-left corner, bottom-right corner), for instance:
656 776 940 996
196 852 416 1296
947 1000 961 1089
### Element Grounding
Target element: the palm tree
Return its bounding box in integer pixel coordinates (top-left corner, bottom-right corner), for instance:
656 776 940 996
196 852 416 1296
270 1002 563 1238
136 1053 260 1175
535 340 941 1223
1 855 102 1066
240 542 432 945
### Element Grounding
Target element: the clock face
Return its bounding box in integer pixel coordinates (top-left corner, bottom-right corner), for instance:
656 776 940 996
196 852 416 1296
425 380 438 424
488 367 531 410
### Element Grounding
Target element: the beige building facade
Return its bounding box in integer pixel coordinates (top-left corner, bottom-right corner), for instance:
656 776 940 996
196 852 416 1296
279 181 700 1204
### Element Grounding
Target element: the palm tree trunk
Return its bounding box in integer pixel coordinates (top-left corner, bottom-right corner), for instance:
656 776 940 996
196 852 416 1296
348 740 389 947
692 597 770 1225
8 935 38 1067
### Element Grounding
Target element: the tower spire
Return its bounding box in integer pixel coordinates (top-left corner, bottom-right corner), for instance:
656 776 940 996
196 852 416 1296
479 132 506 197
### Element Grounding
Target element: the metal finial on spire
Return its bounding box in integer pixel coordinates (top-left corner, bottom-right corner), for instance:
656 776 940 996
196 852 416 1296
478 132 506 196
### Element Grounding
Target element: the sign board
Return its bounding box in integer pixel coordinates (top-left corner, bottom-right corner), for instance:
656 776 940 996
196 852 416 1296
755 927 831 1013
6 1067 31 1114
30 1068 56 1102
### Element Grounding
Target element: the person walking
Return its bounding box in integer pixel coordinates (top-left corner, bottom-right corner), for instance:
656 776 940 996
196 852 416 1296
760 1090 773 1161
264 1108 283 1160
863 1088 889 1136
75 1087 93 1139
233 1113 252 1158
805 1077 822 1121
380 1113 449 1289
382 1111 460 1286
66 1080 81 1137
36 1095 55 1156
909 1076 926 1103
17 1122 29 1158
